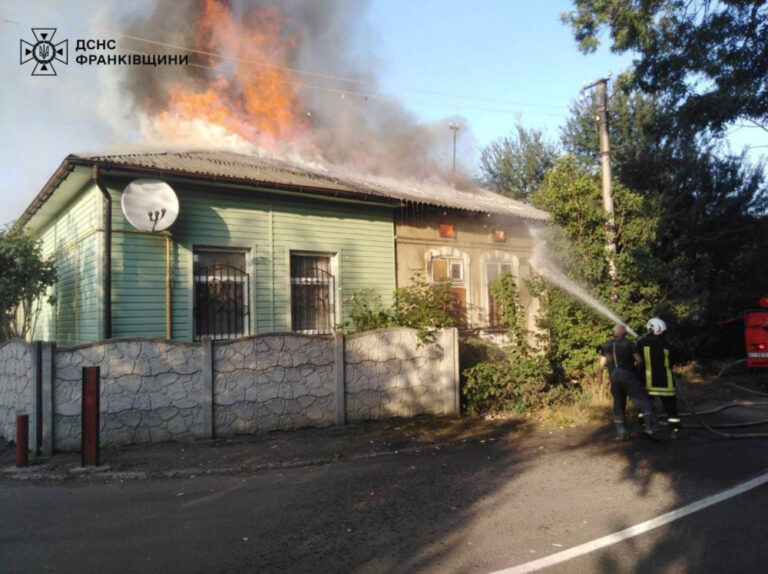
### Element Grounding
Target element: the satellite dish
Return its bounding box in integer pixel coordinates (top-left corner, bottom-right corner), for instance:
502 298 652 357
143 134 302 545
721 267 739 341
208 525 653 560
121 179 179 232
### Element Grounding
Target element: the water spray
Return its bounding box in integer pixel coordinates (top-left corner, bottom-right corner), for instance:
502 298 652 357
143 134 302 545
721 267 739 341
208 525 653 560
528 233 638 337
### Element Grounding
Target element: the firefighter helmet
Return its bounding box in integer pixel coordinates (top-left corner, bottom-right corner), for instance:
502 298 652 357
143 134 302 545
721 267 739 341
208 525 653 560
646 317 667 335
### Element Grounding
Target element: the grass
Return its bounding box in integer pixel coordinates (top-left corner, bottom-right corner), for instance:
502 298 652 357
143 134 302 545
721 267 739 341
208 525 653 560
530 376 613 428
529 358 765 429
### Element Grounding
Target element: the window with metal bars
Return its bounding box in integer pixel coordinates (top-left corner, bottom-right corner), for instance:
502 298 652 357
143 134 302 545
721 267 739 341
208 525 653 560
290 253 335 334
193 250 250 340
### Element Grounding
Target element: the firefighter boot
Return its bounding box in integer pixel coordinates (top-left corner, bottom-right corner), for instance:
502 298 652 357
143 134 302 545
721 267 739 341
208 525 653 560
642 411 657 434
668 417 682 439
614 421 630 441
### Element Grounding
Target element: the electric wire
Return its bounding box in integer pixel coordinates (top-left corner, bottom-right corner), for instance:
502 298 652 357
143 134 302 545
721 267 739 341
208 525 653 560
116 32 569 111
112 45 568 118
0 12 570 117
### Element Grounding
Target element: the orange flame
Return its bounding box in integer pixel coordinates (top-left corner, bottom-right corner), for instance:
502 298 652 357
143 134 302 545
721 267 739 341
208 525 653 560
154 0 309 149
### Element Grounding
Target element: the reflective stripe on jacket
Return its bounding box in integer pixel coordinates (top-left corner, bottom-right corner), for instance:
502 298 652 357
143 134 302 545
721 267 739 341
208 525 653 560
639 335 675 396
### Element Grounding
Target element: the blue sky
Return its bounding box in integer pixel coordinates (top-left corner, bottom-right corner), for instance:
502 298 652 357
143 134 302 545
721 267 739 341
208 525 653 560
1 0 765 225
368 0 623 147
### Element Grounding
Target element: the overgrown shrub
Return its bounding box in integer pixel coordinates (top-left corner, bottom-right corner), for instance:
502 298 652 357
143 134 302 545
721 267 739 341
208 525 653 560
461 272 551 414
463 349 549 414
344 272 455 343
390 272 455 333
345 289 393 333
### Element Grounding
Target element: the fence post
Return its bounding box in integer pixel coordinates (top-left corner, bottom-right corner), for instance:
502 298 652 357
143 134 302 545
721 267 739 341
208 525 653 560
441 328 460 416
200 336 214 439
40 343 55 456
334 330 345 426
82 366 100 467
15 414 29 467
33 341 42 456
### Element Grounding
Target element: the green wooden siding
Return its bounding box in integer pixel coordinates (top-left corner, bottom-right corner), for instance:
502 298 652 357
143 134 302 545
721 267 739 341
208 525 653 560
109 183 395 340
35 185 101 345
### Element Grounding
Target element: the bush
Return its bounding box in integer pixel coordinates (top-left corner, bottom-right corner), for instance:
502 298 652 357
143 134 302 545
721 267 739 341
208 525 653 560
390 272 455 333
345 289 393 333
463 349 549 415
344 272 455 344
461 272 552 414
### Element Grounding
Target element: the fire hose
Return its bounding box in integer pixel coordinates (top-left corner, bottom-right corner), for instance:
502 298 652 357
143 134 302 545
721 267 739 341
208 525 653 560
674 359 768 439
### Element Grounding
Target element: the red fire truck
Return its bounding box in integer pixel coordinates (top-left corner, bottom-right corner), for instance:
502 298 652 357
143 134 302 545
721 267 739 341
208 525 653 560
745 298 768 369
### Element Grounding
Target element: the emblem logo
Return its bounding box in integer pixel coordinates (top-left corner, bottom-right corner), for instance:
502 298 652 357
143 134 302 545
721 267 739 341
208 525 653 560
20 28 68 76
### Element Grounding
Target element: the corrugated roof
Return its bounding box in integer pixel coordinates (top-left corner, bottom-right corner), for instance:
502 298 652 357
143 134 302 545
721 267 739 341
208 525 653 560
26 150 550 225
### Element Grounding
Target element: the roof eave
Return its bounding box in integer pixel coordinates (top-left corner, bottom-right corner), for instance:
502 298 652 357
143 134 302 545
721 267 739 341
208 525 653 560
75 157 402 206
15 155 82 230
17 154 550 228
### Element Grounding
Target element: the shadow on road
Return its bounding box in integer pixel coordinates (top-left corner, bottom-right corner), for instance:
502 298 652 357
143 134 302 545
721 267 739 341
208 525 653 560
563 370 768 573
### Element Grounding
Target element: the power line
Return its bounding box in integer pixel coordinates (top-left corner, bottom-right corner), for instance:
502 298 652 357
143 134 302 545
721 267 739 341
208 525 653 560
117 32 569 111
115 46 567 118
2 9 569 115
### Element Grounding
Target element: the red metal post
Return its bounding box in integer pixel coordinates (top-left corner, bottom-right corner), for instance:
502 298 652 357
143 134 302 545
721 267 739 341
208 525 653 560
15 414 29 467
82 366 100 467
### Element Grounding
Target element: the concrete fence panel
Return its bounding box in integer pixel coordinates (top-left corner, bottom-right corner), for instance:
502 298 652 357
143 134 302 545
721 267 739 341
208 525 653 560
344 327 459 421
53 339 203 451
0 327 459 452
213 334 336 436
0 340 36 448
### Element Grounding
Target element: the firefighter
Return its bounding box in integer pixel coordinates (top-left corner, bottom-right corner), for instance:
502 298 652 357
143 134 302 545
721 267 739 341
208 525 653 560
599 324 656 440
637 318 681 437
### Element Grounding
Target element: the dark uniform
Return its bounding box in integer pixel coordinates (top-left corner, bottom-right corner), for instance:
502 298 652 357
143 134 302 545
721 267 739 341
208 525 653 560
600 337 654 428
637 334 680 433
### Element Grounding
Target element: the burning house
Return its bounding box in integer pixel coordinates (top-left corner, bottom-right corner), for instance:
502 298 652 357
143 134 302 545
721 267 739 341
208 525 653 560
15 0 551 344
18 151 548 345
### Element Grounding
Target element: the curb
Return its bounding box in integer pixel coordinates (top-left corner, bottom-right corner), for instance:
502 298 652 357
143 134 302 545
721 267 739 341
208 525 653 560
0 440 460 483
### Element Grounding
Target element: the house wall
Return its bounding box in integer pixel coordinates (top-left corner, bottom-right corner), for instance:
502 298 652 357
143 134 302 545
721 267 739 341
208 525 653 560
108 181 396 341
34 185 102 345
395 209 541 332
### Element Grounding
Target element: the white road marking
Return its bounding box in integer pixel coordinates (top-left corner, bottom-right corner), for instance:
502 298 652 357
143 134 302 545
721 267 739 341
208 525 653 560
491 468 768 574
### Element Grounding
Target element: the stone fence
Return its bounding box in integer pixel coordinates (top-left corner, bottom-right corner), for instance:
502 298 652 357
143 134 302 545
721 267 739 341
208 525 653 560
0 328 459 453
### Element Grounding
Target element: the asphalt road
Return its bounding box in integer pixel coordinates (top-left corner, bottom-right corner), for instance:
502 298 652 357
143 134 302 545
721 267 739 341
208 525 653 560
3 427 768 573
538 483 768 574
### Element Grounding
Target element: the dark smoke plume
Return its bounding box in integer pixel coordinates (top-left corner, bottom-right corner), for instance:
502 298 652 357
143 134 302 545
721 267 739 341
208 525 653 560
118 0 474 183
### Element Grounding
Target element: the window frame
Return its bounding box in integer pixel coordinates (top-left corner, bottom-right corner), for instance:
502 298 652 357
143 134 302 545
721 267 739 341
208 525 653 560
288 250 339 335
431 257 465 286
484 257 519 329
427 248 470 328
192 247 251 341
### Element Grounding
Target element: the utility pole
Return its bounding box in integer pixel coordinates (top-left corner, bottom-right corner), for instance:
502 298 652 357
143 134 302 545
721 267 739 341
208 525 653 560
448 122 460 179
583 77 617 283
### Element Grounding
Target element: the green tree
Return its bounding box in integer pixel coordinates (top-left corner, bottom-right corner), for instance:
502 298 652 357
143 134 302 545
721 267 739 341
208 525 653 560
562 0 768 133
529 156 665 379
390 272 455 333
479 124 558 200
0 227 57 341
561 87 768 357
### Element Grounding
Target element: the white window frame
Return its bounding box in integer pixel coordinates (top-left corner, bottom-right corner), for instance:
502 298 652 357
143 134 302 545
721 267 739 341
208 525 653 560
424 246 471 327
481 251 520 328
